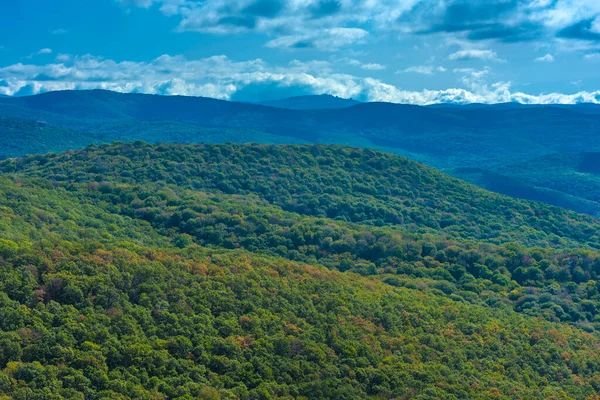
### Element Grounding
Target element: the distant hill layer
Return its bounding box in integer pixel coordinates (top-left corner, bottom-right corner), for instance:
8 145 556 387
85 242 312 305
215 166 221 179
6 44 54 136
452 152 600 217
494 152 600 203
259 94 361 109
3 91 600 166
0 117 101 158
2 90 600 214
453 167 600 216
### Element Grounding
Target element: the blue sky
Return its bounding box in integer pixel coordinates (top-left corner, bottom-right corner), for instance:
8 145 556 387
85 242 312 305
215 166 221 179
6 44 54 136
1 0 600 104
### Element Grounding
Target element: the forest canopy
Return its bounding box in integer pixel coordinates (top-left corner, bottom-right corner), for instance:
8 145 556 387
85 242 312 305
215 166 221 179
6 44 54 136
1 142 600 399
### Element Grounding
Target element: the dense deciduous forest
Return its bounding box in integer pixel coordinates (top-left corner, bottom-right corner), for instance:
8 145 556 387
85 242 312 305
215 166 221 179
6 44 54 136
1 142 600 398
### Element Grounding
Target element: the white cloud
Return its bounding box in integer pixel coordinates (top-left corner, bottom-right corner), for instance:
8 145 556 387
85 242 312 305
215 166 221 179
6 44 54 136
448 49 505 62
535 53 555 62
592 16 600 33
37 48 53 55
360 63 386 71
340 58 384 70
398 65 447 74
399 65 435 75
529 0 600 30
1 53 599 105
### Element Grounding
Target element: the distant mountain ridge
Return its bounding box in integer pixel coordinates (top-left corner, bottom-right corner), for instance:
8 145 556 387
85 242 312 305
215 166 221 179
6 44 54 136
428 102 600 119
491 152 600 204
259 94 361 110
2 89 600 214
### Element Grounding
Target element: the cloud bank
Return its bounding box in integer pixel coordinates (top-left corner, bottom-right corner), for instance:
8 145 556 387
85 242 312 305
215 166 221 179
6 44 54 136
1 54 599 105
115 0 600 54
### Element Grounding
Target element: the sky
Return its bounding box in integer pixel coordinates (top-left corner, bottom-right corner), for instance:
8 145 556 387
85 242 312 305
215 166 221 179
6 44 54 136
1 0 600 104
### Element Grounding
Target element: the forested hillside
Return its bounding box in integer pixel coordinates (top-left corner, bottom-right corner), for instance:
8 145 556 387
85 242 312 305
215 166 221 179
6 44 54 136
0 117 101 159
496 152 600 205
2 143 600 398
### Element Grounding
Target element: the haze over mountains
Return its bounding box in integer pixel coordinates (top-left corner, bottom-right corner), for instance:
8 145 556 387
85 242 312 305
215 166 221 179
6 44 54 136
1 89 600 215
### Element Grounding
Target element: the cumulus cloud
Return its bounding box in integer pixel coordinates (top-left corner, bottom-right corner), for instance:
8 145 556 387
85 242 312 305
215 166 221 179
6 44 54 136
37 48 53 55
1 53 599 105
535 53 555 62
448 49 505 62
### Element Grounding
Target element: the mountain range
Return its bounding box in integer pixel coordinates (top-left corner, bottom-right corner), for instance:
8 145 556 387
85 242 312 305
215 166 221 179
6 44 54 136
259 94 361 109
1 90 600 215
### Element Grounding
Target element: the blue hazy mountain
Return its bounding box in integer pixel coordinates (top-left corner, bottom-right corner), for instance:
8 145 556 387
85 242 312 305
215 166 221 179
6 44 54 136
259 94 361 110
2 89 600 214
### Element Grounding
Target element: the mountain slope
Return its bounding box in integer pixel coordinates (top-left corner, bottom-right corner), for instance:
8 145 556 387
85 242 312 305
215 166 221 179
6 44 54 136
1 230 599 399
0 116 308 160
4 143 600 325
0 117 101 158
453 167 600 216
5 142 598 248
3 144 600 398
452 153 600 217
259 94 361 110
497 152 600 204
